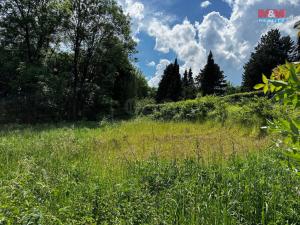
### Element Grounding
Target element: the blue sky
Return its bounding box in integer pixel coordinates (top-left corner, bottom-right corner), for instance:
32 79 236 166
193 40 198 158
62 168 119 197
135 0 231 80
118 0 300 86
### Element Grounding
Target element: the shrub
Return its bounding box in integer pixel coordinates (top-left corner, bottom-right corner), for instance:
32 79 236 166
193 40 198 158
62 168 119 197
135 98 156 115
255 62 300 173
149 98 216 121
139 94 280 127
231 96 282 127
223 91 264 103
208 100 228 124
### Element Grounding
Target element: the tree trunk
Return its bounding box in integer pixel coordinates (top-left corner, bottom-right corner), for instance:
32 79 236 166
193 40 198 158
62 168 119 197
72 33 80 121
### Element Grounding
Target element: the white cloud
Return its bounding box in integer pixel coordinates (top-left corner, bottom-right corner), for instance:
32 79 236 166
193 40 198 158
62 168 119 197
126 1 144 20
118 0 300 87
147 0 300 86
117 0 178 43
148 59 170 87
147 61 156 67
117 0 145 42
201 1 211 8
148 18 206 82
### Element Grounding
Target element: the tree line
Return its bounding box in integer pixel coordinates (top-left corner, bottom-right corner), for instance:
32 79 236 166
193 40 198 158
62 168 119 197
0 0 150 123
156 29 300 103
156 52 226 103
0 0 299 123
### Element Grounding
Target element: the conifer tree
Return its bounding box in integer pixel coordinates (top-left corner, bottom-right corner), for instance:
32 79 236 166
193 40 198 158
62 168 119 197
188 68 195 87
195 51 227 96
156 59 182 102
182 68 196 99
242 29 293 91
182 70 189 88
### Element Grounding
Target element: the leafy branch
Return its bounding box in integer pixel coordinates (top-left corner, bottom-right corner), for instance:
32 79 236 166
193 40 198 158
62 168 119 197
255 62 300 174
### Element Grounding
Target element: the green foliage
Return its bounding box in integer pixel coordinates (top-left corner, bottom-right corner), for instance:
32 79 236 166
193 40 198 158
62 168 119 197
254 62 300 173
0 0 66 63
156 59 183 103
0 0 68 122
134 69 152 99
224 82 242 95
137 103 161 116
242 29 294 91
209 100 228 124
0 119 297 224
62 0 137 120
151 97 216 121
1 129 299 225
0 0 148 122
223 96 281 131
195 51 227 96
139 94 281 128
135 98 156 115
182 68 197 100
112 154 300 225
223 90 264 103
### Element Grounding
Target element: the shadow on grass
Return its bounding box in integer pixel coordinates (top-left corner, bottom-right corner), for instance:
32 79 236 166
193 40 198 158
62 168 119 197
0 113 136 134
0 121 96 133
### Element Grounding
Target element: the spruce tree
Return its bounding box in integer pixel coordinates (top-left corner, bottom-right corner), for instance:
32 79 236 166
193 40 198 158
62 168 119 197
156 64 172 102
156 59 182 102
172 59 182 101
182 68 196 99
188 68 197 98
242 29 293 91
195 51 227 96
188 68 195 87
182 69 188 99
182 70 189 88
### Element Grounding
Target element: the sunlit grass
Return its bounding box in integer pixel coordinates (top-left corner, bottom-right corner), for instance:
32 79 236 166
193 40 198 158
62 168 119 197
0 119 299 224
0 119 269 176
0 119 270 187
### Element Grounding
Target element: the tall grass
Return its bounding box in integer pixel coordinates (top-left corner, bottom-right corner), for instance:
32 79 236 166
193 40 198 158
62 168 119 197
0 119 299 224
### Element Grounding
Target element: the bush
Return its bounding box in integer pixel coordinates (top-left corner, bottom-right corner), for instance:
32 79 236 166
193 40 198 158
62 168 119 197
223 91 264 103
208 100 228 124
254 62 300 173
148 97 217 121
138 94 281 127
231 96 282 126
135 98 156 115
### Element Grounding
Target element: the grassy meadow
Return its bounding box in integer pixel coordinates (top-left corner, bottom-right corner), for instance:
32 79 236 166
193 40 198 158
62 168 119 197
0 0 299 223
1 118 300 224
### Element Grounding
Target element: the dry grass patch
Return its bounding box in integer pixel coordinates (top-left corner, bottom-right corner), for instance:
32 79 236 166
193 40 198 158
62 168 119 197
91 119 270 164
